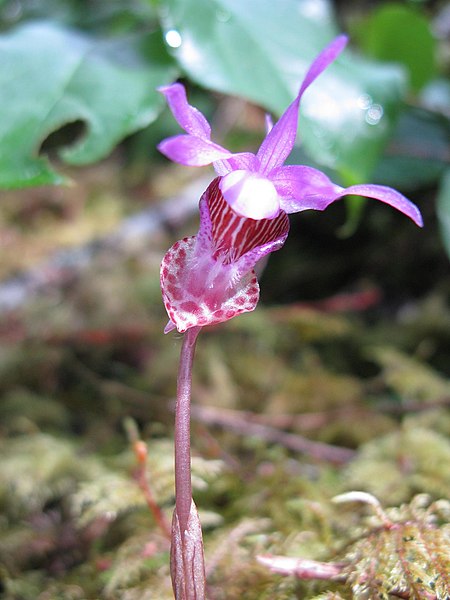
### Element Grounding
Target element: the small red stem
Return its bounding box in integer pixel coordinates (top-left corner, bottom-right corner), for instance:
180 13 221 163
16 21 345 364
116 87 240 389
134 440 171 539
174 326 201 537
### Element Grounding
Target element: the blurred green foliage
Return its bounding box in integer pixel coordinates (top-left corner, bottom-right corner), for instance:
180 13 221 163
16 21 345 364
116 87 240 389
358 2 437 93
0 0 448 251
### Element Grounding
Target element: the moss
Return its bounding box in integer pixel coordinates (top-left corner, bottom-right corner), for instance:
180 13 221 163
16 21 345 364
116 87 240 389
343 424 450 504
0 160 448 598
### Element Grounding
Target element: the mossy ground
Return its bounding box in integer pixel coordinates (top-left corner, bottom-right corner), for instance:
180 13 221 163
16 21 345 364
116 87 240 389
0 160 448 599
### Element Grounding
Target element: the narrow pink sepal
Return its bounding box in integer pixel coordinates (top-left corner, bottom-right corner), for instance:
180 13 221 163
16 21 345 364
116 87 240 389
265 113 274 134
158 83 212 139
272 166 423 226
338 184 423 227
157 135 233 166
257 35 348 175
164 320 176 334
271 165 342 213
256 98 301 176
298 34 348 97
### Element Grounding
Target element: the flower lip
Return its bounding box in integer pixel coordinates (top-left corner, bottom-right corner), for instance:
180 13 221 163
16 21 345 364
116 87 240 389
220 170 280 220
159 178 290 333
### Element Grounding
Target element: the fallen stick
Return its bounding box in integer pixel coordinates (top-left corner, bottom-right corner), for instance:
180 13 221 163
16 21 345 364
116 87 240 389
190 404 356 465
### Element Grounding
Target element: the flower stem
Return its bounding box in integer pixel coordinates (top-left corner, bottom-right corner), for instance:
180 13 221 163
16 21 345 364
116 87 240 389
174 326 201 537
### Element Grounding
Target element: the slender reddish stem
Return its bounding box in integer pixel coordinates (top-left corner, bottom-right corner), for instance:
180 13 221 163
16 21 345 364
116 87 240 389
133 440 171 539
174 326 201 537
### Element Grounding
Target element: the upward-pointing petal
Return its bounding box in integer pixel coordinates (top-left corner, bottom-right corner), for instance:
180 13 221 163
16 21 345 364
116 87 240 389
256 98 301 176
257 35 348 176
297 34 348 98
158 83 212 139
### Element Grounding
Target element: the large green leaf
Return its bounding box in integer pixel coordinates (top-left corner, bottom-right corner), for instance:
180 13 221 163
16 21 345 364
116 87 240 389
0 21 177 188
359 3 436 93
374 107 449 191
161 0 407 181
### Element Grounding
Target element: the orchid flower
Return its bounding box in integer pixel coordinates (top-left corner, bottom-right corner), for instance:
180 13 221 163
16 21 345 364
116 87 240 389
158 35 423 227
159 34 422 335
158 35 423 600
161 177 289 333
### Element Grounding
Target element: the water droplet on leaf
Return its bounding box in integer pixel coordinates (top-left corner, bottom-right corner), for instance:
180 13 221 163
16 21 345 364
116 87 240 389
165 29 182 49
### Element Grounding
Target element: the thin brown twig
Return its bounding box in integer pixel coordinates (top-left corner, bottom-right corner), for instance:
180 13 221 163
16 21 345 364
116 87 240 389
224 405 368 432
256 554 346 581
268 287 382 316
375 396 450 414
190 405 356 465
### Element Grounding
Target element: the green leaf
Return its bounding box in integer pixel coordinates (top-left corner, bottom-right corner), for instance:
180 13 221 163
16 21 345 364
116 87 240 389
0 21 177 189
161 0 407 180
359 2 437 93
374 107 449 191
421 78 450 115
437 170 450 261
0 0 159 33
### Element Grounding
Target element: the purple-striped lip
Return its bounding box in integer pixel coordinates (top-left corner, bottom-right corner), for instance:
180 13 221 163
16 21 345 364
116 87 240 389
207 178 290 263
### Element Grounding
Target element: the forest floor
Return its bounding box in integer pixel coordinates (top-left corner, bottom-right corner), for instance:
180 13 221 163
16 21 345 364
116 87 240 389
0 158 449 599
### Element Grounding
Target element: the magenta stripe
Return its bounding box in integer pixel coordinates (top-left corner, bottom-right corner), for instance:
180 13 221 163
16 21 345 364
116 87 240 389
207 178 289 262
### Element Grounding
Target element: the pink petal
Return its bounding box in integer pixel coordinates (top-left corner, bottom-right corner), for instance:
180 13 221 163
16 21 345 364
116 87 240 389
272 165 342 212
339 184 423 227
157 134 233 166
164 320 176 334
160 236 260 333
158 83 212 138
271 165 423 226
256 96 301 176
265 114 274 134
297 34 348 98
206 178 290 261
257 35 348 175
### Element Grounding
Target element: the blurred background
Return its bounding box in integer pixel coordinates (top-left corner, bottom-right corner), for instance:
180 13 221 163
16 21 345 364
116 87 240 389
0 1 449 598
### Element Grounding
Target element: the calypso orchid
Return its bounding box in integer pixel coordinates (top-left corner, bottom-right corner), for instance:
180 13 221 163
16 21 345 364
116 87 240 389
159 34 422 335
158 35 423 600
161 177 289 333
